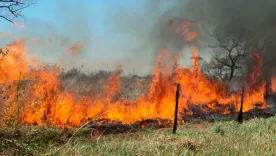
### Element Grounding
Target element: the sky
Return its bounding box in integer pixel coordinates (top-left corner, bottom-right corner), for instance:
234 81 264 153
1 0 139 35
0 0 194 75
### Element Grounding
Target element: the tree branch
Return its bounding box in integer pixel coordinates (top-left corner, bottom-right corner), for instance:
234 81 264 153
0 0 35 23
210 27 249 80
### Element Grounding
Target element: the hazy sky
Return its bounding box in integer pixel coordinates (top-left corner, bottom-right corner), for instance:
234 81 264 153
0 0 194 75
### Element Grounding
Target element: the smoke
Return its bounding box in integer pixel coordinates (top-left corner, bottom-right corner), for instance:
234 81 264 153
147 0 276 78
191 0 276 78
2 0 276 76
104 0 276 75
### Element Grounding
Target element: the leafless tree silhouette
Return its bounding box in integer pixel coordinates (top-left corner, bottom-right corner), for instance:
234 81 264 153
0 0 35 23
210 28 250 81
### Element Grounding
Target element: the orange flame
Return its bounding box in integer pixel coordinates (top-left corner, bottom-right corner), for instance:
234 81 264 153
12 22 24 30
271 77 276 92
0 32 11 38
0 20 268 128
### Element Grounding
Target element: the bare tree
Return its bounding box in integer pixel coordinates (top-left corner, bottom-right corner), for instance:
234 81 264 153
203 60 229 80
0 0 35 23
210 28 250 81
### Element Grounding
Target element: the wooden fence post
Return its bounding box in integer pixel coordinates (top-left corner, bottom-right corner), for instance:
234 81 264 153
237 86 244 123
173 83 180 134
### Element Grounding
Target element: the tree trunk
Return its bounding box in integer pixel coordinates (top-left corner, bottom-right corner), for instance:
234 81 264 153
229 66 235 81
237 86 244 123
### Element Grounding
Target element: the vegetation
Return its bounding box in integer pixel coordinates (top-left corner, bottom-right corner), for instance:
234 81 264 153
60 68 152 100
0 116 275 155
0 1 275 156
209 27 250 81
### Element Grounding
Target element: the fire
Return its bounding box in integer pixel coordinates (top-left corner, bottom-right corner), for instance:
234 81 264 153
0 32 11 38
0 20 269 128
271 77 276 92
12 22 24 30
65 40 87 56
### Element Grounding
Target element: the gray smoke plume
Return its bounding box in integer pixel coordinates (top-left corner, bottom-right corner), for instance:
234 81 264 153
108 0 276 73
148 0 276 77
2 0 276 76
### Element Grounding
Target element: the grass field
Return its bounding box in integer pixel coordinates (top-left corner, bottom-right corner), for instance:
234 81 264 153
1 116 276 156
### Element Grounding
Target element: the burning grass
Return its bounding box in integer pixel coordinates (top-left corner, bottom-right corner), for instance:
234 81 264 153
0 12 275 156
1 116 276 155
0 20 270 128
0 40 269 128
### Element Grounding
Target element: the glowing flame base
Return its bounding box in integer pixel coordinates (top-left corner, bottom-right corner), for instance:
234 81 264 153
0 40 268 127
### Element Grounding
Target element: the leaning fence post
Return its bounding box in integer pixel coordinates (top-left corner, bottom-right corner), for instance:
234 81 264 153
173 83 180 134
237 86 244 123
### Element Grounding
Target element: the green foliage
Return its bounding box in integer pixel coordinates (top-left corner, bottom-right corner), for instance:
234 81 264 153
212 121 224 135
5 114 16 127
28 127 61 145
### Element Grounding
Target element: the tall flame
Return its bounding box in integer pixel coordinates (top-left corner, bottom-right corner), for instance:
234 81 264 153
0 20 268 127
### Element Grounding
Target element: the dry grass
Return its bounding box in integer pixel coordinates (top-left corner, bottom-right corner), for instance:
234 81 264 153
1 116 276 155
